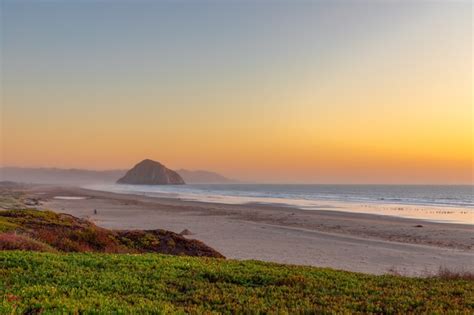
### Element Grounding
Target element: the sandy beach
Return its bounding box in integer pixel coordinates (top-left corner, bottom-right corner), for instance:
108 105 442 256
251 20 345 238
10 184 467 276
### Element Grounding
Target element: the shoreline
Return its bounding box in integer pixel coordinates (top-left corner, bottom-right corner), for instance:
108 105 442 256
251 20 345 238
83 186 474 229
83 184 474 225
10 184 474 275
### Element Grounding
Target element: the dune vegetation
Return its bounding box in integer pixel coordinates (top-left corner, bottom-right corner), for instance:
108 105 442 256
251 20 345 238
0 209 223 258
1 251 473 314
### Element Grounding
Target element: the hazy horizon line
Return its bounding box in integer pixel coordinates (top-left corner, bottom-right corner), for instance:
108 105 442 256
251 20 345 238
1 165 472 186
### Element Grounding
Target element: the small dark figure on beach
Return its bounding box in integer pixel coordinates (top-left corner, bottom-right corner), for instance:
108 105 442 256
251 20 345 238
94 209 97 215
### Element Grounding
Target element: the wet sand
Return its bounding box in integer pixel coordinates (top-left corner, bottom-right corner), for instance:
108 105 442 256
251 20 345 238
24 185 474 275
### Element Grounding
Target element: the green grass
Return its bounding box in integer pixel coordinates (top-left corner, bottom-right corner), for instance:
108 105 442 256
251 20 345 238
0 251 472 314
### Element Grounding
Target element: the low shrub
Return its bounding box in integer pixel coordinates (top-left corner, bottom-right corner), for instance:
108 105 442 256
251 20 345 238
434 267 474 281
0 233 56 252
0 209 223 257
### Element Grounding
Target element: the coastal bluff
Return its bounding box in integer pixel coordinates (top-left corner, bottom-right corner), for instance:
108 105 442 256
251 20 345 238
117 159 185 185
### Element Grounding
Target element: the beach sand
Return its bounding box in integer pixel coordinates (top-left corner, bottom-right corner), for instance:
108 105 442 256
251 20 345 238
22 185 474 275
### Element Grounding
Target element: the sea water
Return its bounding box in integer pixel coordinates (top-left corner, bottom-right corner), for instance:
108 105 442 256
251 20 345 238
86 184 474 224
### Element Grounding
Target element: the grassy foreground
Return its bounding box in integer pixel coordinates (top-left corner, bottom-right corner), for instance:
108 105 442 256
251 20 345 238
0 252 473 314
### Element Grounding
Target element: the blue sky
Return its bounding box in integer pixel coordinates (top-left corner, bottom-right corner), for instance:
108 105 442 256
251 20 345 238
1 0 472 184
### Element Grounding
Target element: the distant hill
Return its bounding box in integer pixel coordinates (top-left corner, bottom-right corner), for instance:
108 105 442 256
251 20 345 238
0 167 126 185
177 169 237 184
0 166 236 185
117 159 185 185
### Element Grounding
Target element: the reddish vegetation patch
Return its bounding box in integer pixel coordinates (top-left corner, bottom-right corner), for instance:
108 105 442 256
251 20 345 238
0 233 55 252
434 267 474 281
0 210 224 258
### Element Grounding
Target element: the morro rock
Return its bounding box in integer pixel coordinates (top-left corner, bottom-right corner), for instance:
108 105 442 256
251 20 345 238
117 159 185 185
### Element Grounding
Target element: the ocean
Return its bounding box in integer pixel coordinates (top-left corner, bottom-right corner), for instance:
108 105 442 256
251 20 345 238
86 184 474 224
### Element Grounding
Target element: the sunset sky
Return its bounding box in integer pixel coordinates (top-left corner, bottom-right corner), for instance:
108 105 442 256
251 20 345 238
1 1 472 184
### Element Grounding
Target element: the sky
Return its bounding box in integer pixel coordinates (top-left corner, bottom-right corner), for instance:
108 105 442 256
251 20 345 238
1 0 472 184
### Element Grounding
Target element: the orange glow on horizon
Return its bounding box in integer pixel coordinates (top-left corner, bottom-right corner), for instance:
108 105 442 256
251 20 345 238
1 1 472 184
